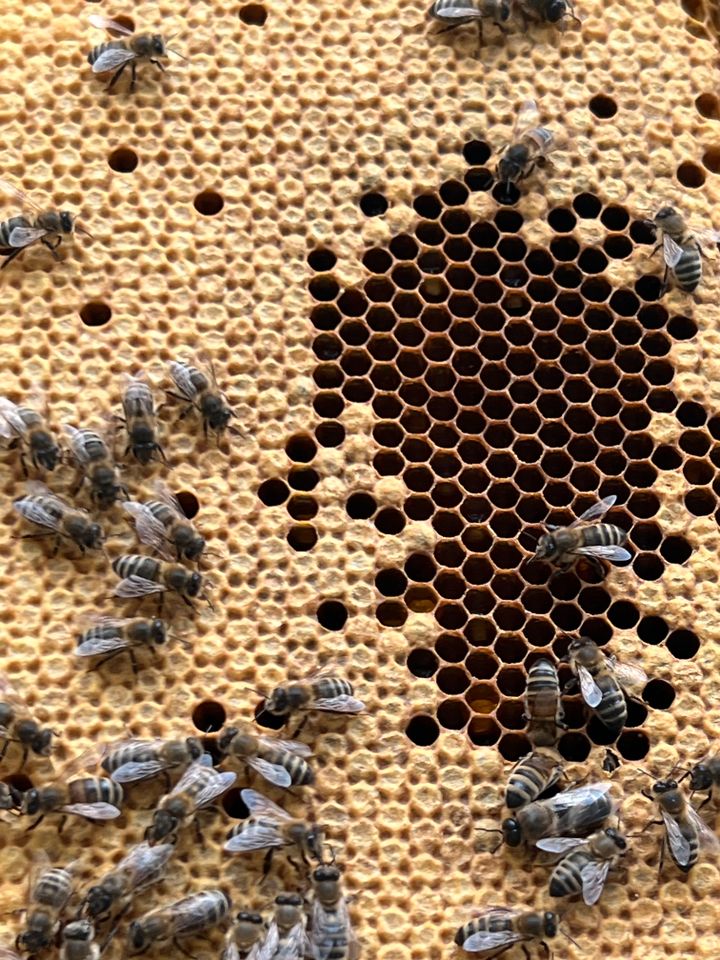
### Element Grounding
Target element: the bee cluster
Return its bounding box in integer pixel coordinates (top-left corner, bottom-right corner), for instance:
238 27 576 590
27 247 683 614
0 361 364 959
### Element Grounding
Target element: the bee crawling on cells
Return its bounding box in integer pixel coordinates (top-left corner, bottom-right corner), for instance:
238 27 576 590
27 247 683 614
531 493 631 573
0 179 92 271
496 99 558 201
428 0 511 52
87 15 187 93
516 0 581 29
645 205 720 295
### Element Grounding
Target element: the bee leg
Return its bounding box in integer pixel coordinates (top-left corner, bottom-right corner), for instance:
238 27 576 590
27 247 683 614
150 58 167 73
156 443 169 465
475 19 484 56
18 745 28 770
0 739 8 760
289 715 309 739
657 835 666 874
192 816 206 848
262 848 275 878
108 62 128 91
697 794 711 811
660 263 670 296
25 815 45 832
129 61 137 93
172 940 199 960
0 247 26 270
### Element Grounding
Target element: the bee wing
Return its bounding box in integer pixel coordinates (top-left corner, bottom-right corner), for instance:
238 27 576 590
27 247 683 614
661 809 693 867
569 494 616 528
110 760 168 783
7 225 48 248
150 480 185 517
0 948 23 960
512 98 540 138
222 943 240 960
28 850 53 893
195 770 237 808
255 923 280 960
245 756 293 789
116 840 174 886
543 782 612 813
0 674 30 715
461 929 525 952
581 859 611 906
430 0 484 20
62 424 91 464
240 788 292 821
88 14 134 35
613 661 648 692
577 665 603 709
309 695 365 714
168 361 198 401
273 922 306 960
13 495 64 532
694 228 720 249
0 178 42 213
575 544 632 562
536 836 586 854
113 576 166 598
687 805 720 852
91 46 138 73
662 234 685 268
258 735 313 758
193 351 221 392
312 898 356 960
76 634 130 656
223 822 285 852
0 397 24 438
61 802 121 820
122 502 170 555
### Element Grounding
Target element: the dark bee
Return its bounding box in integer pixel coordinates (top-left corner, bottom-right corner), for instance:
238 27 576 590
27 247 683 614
533 494 630 570
75 617 170 673
567 637 647 737
497 99 557 199
0 391 60 473
81 841 174 923
0 179 91 270
111 555 205 607
64 425 127 510
262 676 364 735
648 206 720 294
59 921 99 960
167 356 241 439
13 481 105 555
517 0 581 27
310 863 358 960
127 890 231 955
216 725 314 789
87 15 186 92
0 674 54 765
455 908 558 956
643 777 718 873
487 782 613 849
123 481 205 563
524 658 563 748
118 373 166 465
145 754 235 844
505 746 564 811
686 754 720 809
16 856 75 953
18 775 123 831
428 0 510 49
538 826 628 904
101 736 204 786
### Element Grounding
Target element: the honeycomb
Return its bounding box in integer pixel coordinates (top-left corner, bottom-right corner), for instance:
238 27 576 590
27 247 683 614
2 0 720 957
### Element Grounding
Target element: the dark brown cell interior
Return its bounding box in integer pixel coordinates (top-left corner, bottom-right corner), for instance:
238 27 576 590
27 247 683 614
260 143 711 760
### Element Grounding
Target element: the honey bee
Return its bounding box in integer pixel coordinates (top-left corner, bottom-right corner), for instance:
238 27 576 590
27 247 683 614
17 769 124 831
533 494 630 570
145 754 236 844
167 357 242 439
222 912 265 960
64 425 127 510
101 736 204 786
310 862 359 960
118 373 166 465
516 0 581 26
0 674 54 766
59 921 99 960
87 15 186 92
642 776 718 873
454 909 559 956
686 754 720 809
75 617 170 673
216 726 314 789
428 0 510 49
0 391 60 473
566 637 647 737
16 855 75 953
261 676 365 734
81 840 175 923
648 206 720 294
524 658 563 748
496 100 557 200
505 747 565 811
602 749 621 775
127 890 231 955
0 179 92 270
259 894 307 960
111 555 205 607
224 788 325 874
123 481 205 563
13 481 105 555
537 826 628 904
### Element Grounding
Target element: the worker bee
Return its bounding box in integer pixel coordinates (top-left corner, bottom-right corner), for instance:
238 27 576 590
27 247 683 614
75 617 171 673
0 179 92 271
537 826 628 904
216 726 314 789
87 15 186 92
259 894 306 960
524 658 563 748
517 0 581 27
428 0 510 49
454 908 559 956
13 481 105 555
685 754 720 809
261 676 365 734
642 776 719 873
81 840 174 923
566 637 647 737
17 768 124 831
222 912 265 960
64 425 127 511
59 921 99 960
647 206 720 294
0 674 54 766
123 481 206 563
505 746 565 811
111 555 205 607
482 782 613 849
145 754 236 844
16 855 75 953
602 749 621 775
310 863 359 960
224 788 325 874
167 357 242 439
127 890 231 955
533 494 631 570
496 100 558 200
118 373 166 465
101 736 204 786
0 391 60 474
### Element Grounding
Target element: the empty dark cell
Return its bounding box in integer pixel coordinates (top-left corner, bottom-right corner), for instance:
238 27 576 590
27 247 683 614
423 308 454 335
550 605 582 632
618 377 648 402
500 265 529 290
685 488 716 516
316 422 345 448
468 717 501 746
589 93 618 118
367 306 396 331
526 279 556 303
586 715 619 747
631 522 662 551
403 468 433 495
433 634 468 665
555 293 584 317
532 333 562 361
607 600 640 629
258 478 289 506
675 402 707 431
407 648 439 678
483 424 515 452
696 93 720 119
630 219 656 245
523 618 555 647
518 586 552 616
595 441 625 471
564 405 595 433
404 497 433 524
286 434 317 463
633 553 664 581
445 325 476 353
647 389 678 413
498 729 532 761
311 305 341 330
371 364 402 391
192 700 226 733
585 335 615 365
417 252 446 277
393 295 423 321
666 629 700 660
676 161 706 188
558 322 588 348
430 422 461 449
583 281 612 307
626 698 647 727
413 191 443 219
558 700 585 730
509 405 540 433
502 293 532 317
339 321 369 347
668 315 698 340
547 205 577 232
492 210 522 233
541 451 573 479
445 239 474 265
360 192 388 216
509 353 537 378
434 572 466 601
287 495 319 521
613 319 641 345
491 572 524 601
439 698 471 730
601 205 630 230
403 438 434 464
437 666 471 696
340 351 371 377
373 422 404 448
643 678 676 710
651 444 682 471
625 461 657 488
493 632 527 663
374 451 403 475
287 525 318 551
493 602 525 634
550 236 580 262
489 512 521 540
391 264 421 291
538 417 569 444
604 236 633 260
313 333 342 360
571 466 601 491
559 734 591 762
660 535 692 565
416 221 445 246
374 508 406 536
615 348 644 375
610 290 641 318
439 180 469 207
637 304 669 330
464 589 495 618
388 236 418 262
567 437 599 465
580 618 613 646
464 616 497 647
436 543 467 570
376 600 408 627
512 441 543 468
345 492 377 521
405 714 440 746
578 587 611 614
367 335 398 362
680 430 711 456
635 275 664 303
468 221 501 250
463 139 492 166
441 209 471 235
314 600 349 632
547 573 580 602
627 491 660 518
406 585 438 613
578 248 609 276
573 193 602 219
288 468 319 492
309 275 340 302
363 247 393 273
486 460 516 486
394 325 423 351
307 248 337 272
376 569 408 597
338 291 369 317
514 467 544 497
496 698 527 730
314 361 344 390
465 167 494 192
458 467 489 493
641 332 671 358
446 267 476 294
505 321 532 348
617 731 650 761
343 379 373 403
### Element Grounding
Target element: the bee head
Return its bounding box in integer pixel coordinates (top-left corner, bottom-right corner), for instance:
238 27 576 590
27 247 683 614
17 930 50 953
544 912 558 937
534 532 555 559
605 827 627 850
313 864 340 884
276 893 302 907
653 778 676 793
186 571 202 597
127 921 150 954
501 817 521 847
689 762 713 792
150 619 167 644
186 737 204 761
265 686 289 715
151 35 167 56
84 522 104 550
35 434 60 471
217 727 239 753
22 788 41 815
59 211 75 234
85 884 112 918
499 0 511 20
186 535 206 561
32 727 53 757
146 809 176 842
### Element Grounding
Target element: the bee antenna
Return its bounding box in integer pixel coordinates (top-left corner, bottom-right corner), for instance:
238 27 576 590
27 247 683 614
75 223 94 239
634 767 655 780
559 927 582 950
322 843 337 865
167 46 188 61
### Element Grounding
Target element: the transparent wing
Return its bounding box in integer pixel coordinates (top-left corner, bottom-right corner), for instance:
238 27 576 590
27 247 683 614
113 576 166 598
223 823 284 852
663 234 685 268
222 943 240 960
543 782 612 812
0 675 30 714
688 805 720 851
662 810 692 867
0 948 23 960
0 397 25 437
309 695 365 714
273 923 305 960
76 635 130 656
62 424 91 464
28 851 53 895
577 665 603 709
194 770 236 808
7 226 47 248
575 544 631 562
116 841 174 886
513 98 540 137
110 760 167 783
255 924 280 960
122 502 169 554
581 859 611 906
460 929 524 952
536 836 586 854
61 802 121 820
241 788 292 821
312 898 354 960
169 758 214 796
168 361 198 401
613 662 648 691
91 47 137 73
695 228 720 248
13 496 64 532
258 736 313 758
88 14 134 35
431 0 483 19
0 179 41 212
151 480 185 517
570 494 616 528
245 756 292 788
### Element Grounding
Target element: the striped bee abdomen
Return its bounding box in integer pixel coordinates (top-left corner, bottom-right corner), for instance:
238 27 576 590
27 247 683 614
112 555 161 581
582 523 627 547
594 673 627 734
674 245 702 292
549 849 592 897
87 40 127 66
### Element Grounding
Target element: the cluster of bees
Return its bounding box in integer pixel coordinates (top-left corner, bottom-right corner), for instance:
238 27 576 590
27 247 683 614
454 496 720 955
0 358 365 959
